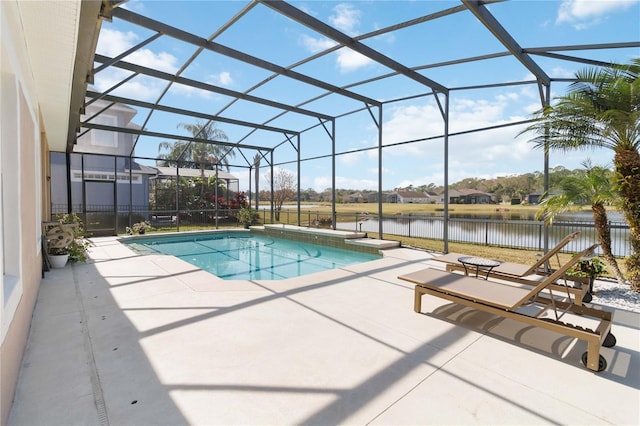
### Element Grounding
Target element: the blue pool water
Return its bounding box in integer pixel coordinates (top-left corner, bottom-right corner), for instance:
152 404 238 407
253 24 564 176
124 232 381 280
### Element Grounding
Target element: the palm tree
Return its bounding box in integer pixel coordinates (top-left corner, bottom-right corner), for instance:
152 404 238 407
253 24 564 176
158 120 234 202
523 58 640 291
536 161 626 285
157 120 233 174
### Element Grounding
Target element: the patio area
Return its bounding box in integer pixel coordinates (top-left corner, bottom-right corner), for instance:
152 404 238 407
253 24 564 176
9 237 640 425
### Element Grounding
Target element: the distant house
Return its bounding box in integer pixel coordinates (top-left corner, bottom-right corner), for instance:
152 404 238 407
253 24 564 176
50 97 155 213
438 189 494 204
396 191 432 204
527 190 561 205
367 192 395 203
344 192 365 203
527 192 543 205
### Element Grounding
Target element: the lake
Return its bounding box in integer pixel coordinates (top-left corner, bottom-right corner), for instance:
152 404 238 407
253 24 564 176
340 213 631 257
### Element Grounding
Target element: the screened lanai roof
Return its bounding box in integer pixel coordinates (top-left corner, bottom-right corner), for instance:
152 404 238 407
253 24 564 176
65 0 639 194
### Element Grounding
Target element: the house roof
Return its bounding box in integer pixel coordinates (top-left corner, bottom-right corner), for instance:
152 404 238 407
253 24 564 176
152 166 237 181
396 191 430 199
440 189 491 198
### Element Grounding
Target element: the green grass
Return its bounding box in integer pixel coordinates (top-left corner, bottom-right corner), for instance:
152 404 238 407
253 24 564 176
365 232 625 279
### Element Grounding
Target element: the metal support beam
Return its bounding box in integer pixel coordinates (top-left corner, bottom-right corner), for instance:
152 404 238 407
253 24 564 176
462 0 550 86
110 7 380 107
331 121 336 230
443 93 450 253
261 0 449 95
93 54 334 121
80 122 269 152
378 106 383 238
270 151 275 223
543 84 551 255
85 91 298 138
297 134 301 226
527 51 624 68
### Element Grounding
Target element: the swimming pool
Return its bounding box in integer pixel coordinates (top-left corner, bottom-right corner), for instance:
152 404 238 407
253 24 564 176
123 232 381 280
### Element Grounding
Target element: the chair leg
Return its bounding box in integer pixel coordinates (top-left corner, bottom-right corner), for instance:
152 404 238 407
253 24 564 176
414 288 423 313
583 339 607 372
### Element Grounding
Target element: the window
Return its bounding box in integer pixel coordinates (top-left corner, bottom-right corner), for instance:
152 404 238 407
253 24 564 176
1 46 22 342
90 114 118 148
71 171 141 183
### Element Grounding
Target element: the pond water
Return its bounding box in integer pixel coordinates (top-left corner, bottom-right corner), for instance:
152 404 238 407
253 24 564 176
341 213 631 257
435 211 625 222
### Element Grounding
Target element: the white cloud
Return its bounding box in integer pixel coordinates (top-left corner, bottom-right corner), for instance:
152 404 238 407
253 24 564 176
329 3 361 35
299 4 371 73
339 150 364 165
314 175 378 191
300 35 372 72
164 71 233 100
336 49 373 73
97 28 178 74
169 82 214 100
556 0 638 29
216 71 233 86
97 28 138 57
375 93 541 187
524 102 543 114
94 28 181 100
94 69 164 101
300 34 336 53
550 66 576 79
378 167 394 176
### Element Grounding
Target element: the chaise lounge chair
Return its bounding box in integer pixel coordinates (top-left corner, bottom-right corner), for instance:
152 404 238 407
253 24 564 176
432 231 580 276
431 231 591 303
398 243 615 372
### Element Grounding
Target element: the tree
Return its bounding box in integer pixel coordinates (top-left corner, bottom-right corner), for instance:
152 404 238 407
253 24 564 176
536 161 626 285
522 59 640 291
265 168 296 221
158 120 234 173
158 120 234 203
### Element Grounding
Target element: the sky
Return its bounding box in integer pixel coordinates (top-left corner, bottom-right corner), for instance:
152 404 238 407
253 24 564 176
92 0 640 193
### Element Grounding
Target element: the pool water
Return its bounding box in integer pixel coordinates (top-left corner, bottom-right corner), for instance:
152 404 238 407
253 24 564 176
124 232 381 280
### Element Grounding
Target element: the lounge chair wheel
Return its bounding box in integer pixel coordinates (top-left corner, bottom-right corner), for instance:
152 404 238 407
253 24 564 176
603 332 616 348
581 352 607 372
582 292 592 303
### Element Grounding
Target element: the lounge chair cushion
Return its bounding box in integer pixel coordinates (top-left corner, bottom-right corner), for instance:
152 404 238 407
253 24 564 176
400 268 532 309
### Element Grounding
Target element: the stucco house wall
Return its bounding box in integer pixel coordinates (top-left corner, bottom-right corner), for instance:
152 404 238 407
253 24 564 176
0 1 102 422
1 2 47 422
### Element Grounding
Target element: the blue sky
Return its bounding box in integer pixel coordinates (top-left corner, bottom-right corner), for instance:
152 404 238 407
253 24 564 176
93 0 640 193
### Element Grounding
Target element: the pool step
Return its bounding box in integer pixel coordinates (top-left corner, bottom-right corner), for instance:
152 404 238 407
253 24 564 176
262 224 366 239
345 238 400 250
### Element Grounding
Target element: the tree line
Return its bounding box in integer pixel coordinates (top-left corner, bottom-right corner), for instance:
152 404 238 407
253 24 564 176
249 165 598 204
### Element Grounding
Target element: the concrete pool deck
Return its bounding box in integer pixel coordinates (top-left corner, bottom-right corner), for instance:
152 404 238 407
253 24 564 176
8 236 640 425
